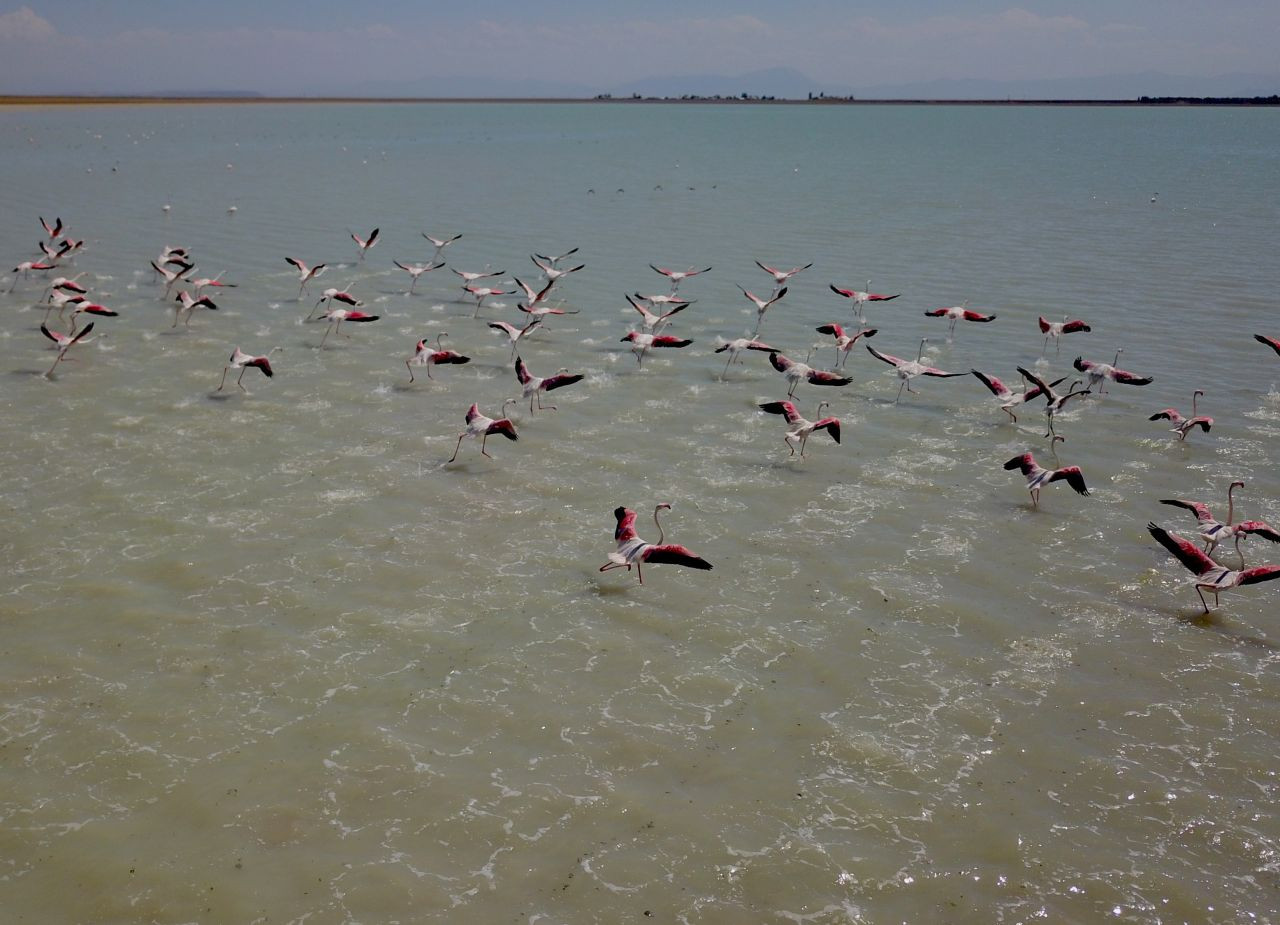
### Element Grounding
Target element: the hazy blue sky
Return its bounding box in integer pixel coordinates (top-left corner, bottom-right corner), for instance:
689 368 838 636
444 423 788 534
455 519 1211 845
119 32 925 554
1 2 1276 95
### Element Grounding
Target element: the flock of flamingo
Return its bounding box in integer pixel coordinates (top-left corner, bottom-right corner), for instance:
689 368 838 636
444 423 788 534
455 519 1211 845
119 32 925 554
10 214 1280 609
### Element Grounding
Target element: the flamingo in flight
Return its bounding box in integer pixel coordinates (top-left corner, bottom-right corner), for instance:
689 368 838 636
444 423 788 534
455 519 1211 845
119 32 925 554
713 336 777 378
866 338 965 402
815 322 876 368
149 260 194 297
9 261 56 292
39 216 63 240
44 274 88 299
769 351 853 398
621 331 693 366
533 246 579 267
1003 450 1090 509
66 300 118 333
318 306 379 347
43 290 85 323
172 290 218 328
755 260 811 294
514 354 584 413
1073 349 1153 393
394 260 445 294
830 281 899 321
531 254 585 282
1016 366 1090 437
599 504 712 584
488 318 543 358
285 257 326 296
626 292 687 333
406 333 470 382
970 369 1066 423
1254 334 1280 357
1039 315 1092 355
650 264 711 292
464 284 514 317
422 232 461 261
633 292 694 310
309 285 361 321
1159 481 1280 564
514 277 557 311
189 272 237 297
218 346 280 392
1147 522 1280 613
452 267 505 285
40 322 97 378
1149 390 1213 441
350 227 379 260
738 285 787 334
448 400 519 463
923 303 996 337
759 400 841 457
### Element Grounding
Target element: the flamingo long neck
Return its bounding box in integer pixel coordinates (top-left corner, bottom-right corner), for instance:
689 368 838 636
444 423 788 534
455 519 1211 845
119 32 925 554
1226 482 1239 526
1191 391 1200 416
916 339 928 361
653 506 666 545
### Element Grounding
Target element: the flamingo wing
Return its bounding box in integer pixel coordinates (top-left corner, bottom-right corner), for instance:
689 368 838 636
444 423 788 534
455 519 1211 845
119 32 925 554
962 310 995 322
865 345 904 367
1048 466 1090 496
1072 356 1096 373
1149 408 1184 422
971 370 1013 399
816 323 845 337
1254 334 1280 356
866 293 899 301
1016 365 1051 395
814 418 841 444
514 355 532 385
921 366 964 378
1158 498 1215 523
613 506 638 541
1037 316 1052 333
245 356 274 377
39 322 62 344
806 369 853 387
541 372 584 392
759 400 802 425
829 284 855 299
643 544 712 570
1003 453 1036 475
464 403 481 425
1235 521 1280 543
1238 565 1280 586
1061 320 1091 333
1148 523 1218 576
1112 368 1153 385
651 335 692 347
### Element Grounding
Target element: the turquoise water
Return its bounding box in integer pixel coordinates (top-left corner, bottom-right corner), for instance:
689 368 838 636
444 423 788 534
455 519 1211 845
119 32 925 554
2 102 1279 922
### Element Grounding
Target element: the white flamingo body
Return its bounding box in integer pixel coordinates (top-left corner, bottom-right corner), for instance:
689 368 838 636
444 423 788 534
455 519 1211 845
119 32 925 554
599 504 712 584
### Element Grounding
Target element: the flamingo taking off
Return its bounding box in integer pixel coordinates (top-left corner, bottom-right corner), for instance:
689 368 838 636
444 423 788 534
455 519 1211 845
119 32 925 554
924 304 996 337
189 273 237 296
971 369 1066 423
713 336 777 378
149 260 194 297
488 318 543 358
285 257 326 296
422 232 461 261
621 331 693 366
1254 334 1280 357
309 285 361 321
406 333 470 382
769 351 853 398
1039 315 1092 355
394 260 445 294
625 293 687 333
1147 522 1280 613
318 307 379 346
172 290 218 328
1149 389 1213 441
40 322 97 378
1017 366 1091 437
815 322 876 368
866 338 965 402
531 254 585 282
219 346 280 391
830 281 899 321
514 355 584 413
755 260 811 293
1003 451 1090 509
759 400 841 457
1073 349 1153 393
1159 481 1280 564
464 284 515 317
448 400 519 463
351 227 379 260
650 264 711 292
599 504 712 584
738 285 787 334
533 246 580 267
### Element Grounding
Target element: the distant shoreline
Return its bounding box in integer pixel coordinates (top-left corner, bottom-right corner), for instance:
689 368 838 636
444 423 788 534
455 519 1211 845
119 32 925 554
1 94 1277 107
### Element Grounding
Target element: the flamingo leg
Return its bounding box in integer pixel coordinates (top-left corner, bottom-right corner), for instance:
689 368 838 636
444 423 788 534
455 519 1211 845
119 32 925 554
1196 586 1210 613
406 360 417 383
426 362 435 380
319 324 333 347
480 434 493 459
894 380 907 403
636 560 644 584
1003 407 1017 423
218 366 230 391
236 367 249 391
448 434 466 463
1030 489 1040 509
45 352 65 378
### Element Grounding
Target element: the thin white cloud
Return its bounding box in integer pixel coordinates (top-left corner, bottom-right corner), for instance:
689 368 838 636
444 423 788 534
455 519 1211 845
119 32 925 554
0 5 55 41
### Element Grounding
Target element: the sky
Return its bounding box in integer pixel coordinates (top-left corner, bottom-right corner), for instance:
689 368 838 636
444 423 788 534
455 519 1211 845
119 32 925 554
1 2 1277 97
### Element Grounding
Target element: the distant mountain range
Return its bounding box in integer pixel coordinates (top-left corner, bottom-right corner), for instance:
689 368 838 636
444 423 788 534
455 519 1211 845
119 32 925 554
328 67 1278 101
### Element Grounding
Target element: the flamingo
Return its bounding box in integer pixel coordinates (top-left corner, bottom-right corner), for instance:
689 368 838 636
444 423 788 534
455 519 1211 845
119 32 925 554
755 260 811 294
43 290 85 323
769 351 853 398
759 400 841 457
599 504 712 584
39 239 74 263
40 322 97 378
514 277 557 311
44 274 88 298
633 292 694 310
923 303 996 336
66 300 118 332
1039 315 1092 355
1003 451 1090 509
970 369 1066 423
1016 366 1091 437
310 285 361 321
531 254 584 282
318 307 379 346
621 331 693 366
815 322 876 368
393 260 445 294
189 272 236 296
406 333 470 382
448 400 519 463
649 264 711 292
39 216 63 240
422 232 461 260
172 290 218 327
463 284 514 317
830 281 899 321
350 227 379 260
9 261 56 291
218 346 280 391
1149 390 1213 441
533 246 579 267
1147 522 1280 613
285 257 326 296
1073 349 1153 393
713 337 777 378
149 259 194 297
514 354 584 413
866 338 965 402
738 285 787 333
452 268 505 284
488 318 543 358
626 293 687 333
1254 334 1280 357
1157 481 1280 563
